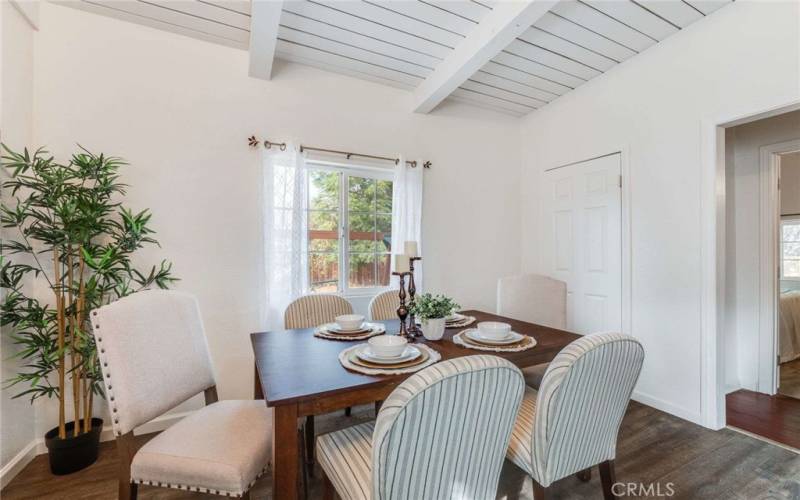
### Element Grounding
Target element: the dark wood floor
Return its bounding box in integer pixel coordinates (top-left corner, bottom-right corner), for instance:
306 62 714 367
779 359 800 399
3 401 800 499
726 389 800 451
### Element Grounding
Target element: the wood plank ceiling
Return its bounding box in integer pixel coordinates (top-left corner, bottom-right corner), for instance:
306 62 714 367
64 0 733 117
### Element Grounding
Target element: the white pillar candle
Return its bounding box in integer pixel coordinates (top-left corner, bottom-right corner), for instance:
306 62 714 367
404 241 419 257
394 254 410 273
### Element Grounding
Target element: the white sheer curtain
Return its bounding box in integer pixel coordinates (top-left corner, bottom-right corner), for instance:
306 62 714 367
262 143 308 331
390 156 424 289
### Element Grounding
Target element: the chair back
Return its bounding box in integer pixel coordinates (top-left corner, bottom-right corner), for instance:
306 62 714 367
368 289 400 321
90 290 216 437
497 274 566 329
531 333 644 486
284 294 353 329
372 355 525 500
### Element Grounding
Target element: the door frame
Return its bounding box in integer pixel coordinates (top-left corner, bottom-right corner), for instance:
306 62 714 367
701 97 800 430
758 140 800 395
540 148 632 340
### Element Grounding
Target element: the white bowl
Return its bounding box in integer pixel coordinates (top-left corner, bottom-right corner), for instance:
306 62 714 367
336 314 365 331
368 335 408 358
477 321 512 340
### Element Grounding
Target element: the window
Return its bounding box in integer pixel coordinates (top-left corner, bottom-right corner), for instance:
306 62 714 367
781 217 800 281
307 163 393 294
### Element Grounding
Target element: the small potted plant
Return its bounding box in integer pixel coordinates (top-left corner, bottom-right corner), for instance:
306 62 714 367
410 293 460 341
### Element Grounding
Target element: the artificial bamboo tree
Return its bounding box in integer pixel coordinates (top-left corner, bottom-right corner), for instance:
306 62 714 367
1 145 176 440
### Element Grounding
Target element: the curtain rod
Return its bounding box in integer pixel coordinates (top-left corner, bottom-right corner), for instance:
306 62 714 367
247 136 431 169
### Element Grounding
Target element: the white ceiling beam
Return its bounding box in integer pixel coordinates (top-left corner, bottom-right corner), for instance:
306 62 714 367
411 0 558 114
248 0 283 80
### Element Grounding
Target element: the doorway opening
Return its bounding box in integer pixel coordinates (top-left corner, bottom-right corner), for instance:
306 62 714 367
722 110 800 450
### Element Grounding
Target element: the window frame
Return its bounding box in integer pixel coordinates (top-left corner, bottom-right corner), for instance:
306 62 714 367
780 215 800 282
306 159 394 297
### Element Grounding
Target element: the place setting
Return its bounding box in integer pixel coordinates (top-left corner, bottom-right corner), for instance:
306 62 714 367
339 335 441 375
314 314 386 341
453 321 537 352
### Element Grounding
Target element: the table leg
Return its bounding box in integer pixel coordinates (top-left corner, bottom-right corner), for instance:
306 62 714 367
254 363 264 400
273 403 300 500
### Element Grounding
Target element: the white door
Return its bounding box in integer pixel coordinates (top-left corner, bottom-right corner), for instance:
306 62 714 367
542 153 622 335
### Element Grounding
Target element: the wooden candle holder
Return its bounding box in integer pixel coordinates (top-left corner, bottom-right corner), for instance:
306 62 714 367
392 271 412 340
407 257 422 337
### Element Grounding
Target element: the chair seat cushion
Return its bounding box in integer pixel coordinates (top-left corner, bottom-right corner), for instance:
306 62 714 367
317 421 374 500
522 363 548 390
506 386 537 476
131 400 272 497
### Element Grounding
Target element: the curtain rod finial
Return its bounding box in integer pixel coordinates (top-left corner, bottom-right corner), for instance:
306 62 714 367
248 136 259 147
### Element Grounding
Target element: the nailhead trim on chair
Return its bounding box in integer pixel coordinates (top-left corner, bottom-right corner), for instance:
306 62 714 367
131 463 271 498
91 310 123 434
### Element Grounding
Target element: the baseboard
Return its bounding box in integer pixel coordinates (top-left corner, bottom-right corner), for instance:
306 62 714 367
0 440 39 490
2 410 194 489
632 390 703 426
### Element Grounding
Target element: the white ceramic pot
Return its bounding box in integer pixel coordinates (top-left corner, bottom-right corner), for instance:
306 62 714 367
421 317 446 341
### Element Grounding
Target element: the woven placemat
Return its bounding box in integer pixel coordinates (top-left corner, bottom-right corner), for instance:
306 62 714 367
339 343 441 375
415 315 476 329
314 323 386 341
453 330 537 353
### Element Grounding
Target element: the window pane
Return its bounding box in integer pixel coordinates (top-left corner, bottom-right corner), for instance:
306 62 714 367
784 259 800 278
309 170 339 210
349 212 376 252
349 253 376 288
783 222 800 242
376 214 392 253
377 253 391 286
377 180 393 213
349 176 376 212
309 253 339 292
784 242 800 258
309 211 338 252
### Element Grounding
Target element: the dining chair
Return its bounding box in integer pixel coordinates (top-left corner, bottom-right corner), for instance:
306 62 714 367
506 333 644 500
316 355 526 500
284 293 354 329
497 274 567 390
89 290 272 500
367 289 400 321
284 293 355 471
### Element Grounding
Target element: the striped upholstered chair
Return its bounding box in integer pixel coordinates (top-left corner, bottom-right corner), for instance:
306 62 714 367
367 289 400 321
284 294 355 469
90 290 272 500
506 333 644 499
316 355 526 500
497 274 567 390
284 293 354 330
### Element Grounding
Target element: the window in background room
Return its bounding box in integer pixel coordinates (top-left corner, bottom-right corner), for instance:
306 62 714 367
781 217 800 280
307 163 393 294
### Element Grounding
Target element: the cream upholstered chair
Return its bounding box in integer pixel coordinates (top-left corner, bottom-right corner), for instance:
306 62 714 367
497 274 567 390
317 355 525 500
506 333 644 499
284 293 354 329
284 293 355 469
89 290 271 500
367 289 400 321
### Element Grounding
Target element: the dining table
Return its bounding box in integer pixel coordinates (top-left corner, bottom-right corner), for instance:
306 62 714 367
250 309 581 500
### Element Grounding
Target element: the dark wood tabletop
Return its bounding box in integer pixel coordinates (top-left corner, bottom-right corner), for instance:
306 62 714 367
251 310 580 408
251 309 580 500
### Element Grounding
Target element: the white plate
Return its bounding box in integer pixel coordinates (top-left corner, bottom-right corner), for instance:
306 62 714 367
465 329 525 345
357 345 421 365
446 313 467 322
321 322 383 335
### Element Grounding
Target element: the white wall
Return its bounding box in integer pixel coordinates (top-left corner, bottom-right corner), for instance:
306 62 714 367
724 111 800 391
0 0 38 477
518 1 800 424
27 2 522 435
781 152 800 216
781 151 800 293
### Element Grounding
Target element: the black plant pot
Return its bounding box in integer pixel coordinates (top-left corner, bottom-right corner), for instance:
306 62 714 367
44 418 103 475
